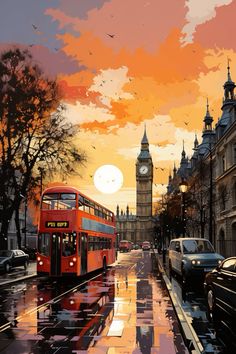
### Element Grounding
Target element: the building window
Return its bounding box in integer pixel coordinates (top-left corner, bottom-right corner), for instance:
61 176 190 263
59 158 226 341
233 143 236 164
222 155 226 173
219 185 227 211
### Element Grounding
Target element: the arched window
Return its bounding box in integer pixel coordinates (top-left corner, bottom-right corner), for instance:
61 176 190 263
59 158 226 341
218 229 225 257
219 185 227 211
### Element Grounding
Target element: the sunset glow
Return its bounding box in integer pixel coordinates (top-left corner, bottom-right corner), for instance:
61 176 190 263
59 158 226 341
1 0 235 211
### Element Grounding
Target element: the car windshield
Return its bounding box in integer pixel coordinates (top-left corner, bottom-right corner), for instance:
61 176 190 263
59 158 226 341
0 250 12 257
183 240 214 254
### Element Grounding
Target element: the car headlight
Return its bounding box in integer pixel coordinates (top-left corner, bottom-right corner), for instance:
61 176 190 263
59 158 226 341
218 259 222 265
192 260 201 265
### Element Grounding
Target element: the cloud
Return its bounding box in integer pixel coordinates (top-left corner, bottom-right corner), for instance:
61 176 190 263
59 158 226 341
47 0 187 52
89 66 133 107
182 0 233 44
191 0 236 50
64 101 115 124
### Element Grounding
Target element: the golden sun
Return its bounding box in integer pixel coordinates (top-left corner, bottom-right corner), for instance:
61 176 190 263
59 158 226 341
93 165 123 194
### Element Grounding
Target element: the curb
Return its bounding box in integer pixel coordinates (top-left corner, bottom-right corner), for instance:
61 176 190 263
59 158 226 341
0 273 37 287
153 251 205 354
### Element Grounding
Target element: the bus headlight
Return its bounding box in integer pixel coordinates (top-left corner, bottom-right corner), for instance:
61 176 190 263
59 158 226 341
39 261 43 266
69 261 74 267
72 257 76 262
37 256 41 261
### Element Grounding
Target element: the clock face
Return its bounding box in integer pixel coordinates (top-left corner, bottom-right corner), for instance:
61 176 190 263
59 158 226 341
139 165 148 175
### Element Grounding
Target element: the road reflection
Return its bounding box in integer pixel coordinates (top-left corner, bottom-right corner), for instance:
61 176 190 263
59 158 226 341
0 251 189 353
169 271 233 353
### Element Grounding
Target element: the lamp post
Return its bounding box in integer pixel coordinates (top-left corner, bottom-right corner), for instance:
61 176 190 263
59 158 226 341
209 147 213 244
179 179 188 238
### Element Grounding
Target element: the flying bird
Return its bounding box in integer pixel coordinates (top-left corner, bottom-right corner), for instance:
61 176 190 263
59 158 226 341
107 33 115 38
91 145 96 149
32 24 37 30
184 121 189 126
89 175 93 178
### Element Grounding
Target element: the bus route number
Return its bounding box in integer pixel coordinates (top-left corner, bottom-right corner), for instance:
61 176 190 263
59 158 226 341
46 221 69 228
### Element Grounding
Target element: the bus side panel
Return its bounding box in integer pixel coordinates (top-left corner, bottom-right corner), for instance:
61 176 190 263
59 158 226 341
87 247 115 273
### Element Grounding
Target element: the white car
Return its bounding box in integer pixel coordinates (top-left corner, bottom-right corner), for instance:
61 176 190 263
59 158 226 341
168 238 224 282
142 241 151 251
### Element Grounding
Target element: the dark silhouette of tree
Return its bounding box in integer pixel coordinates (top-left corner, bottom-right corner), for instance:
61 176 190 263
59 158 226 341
0 48 86 249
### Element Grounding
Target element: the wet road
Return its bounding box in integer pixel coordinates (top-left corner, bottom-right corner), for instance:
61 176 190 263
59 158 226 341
167 265 233 353
0 250 187 353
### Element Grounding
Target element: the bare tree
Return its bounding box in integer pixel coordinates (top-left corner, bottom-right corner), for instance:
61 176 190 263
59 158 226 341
0 48 86 249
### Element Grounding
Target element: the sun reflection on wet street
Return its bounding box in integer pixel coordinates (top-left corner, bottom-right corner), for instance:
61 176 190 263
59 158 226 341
0 250 188 353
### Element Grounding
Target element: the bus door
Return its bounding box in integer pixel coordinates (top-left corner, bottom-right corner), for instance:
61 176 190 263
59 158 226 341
81 232 88 275
51 233 61 276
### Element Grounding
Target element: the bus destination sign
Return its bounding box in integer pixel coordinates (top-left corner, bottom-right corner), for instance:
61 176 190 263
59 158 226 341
45 221 69 228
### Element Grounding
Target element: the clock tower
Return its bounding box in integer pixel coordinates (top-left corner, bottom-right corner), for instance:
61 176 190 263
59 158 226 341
136 126 154 242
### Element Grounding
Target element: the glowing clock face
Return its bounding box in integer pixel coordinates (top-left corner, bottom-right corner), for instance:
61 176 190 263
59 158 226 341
139 165 148 175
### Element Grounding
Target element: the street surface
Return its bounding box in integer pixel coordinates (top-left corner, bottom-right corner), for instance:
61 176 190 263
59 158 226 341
161 255 232 354
0 250 187 353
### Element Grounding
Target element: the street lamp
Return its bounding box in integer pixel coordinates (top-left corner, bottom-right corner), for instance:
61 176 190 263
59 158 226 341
179 179 188 238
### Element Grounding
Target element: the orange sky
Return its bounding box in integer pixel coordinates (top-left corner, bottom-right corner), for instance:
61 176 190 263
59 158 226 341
1 0 236 212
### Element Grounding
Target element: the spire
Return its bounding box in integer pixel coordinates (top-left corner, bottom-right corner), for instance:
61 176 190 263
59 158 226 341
181 140 186 159
223 58 235 101
227 58 232 82
168 168 172 182
194 132 199 149
138 123 151 159
173 162 177 176
203 97 213 131
141 123 148 145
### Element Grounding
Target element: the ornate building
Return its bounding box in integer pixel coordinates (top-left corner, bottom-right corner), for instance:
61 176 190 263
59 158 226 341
116 127 155 244
167 62 236 257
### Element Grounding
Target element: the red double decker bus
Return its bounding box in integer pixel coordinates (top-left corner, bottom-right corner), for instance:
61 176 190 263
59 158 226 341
37 186 116 277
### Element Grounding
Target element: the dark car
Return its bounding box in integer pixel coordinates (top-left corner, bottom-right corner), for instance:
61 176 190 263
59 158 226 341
204 257 236 344
21 247 37 260
0 250 29 273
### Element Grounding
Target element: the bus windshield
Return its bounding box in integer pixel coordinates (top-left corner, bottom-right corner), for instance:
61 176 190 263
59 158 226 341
42 193 76 210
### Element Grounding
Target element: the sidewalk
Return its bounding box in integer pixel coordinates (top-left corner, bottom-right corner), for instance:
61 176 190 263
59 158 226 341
153 249 205 354
0 261 37 287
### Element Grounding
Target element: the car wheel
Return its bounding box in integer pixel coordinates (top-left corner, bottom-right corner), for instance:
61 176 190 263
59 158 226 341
5 263 10 273
24 261 28 270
